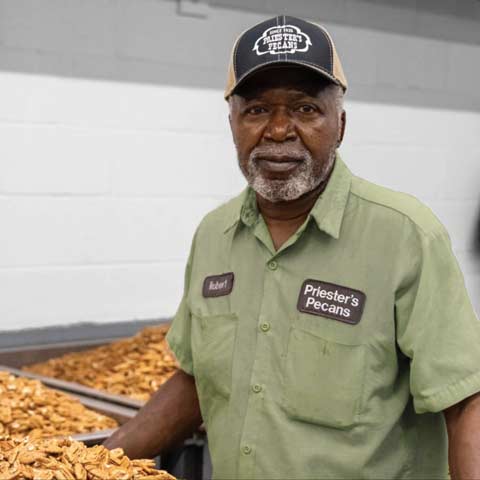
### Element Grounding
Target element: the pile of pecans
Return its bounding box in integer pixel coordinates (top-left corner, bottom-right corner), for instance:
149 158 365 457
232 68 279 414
25 325 178 402
0 372 118 440
0 436 175 480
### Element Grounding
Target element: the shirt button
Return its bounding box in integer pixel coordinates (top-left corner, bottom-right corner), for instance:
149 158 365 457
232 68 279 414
267 260 278 271
252 384 262 393
260 322 270 332
242 445 252 455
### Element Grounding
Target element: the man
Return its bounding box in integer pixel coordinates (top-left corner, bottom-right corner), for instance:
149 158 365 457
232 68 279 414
105 16 480 478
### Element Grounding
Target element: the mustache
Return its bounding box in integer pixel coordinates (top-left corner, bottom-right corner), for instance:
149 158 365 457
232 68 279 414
250 144 311 162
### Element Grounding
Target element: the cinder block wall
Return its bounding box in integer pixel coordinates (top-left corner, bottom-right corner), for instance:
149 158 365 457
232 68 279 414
0 0 479 331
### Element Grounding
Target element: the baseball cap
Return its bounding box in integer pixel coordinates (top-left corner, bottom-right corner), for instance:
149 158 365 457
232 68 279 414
225 15 347 99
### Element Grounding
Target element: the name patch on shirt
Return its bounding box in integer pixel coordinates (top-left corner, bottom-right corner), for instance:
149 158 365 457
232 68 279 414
297 279 366 325
202 272 234 298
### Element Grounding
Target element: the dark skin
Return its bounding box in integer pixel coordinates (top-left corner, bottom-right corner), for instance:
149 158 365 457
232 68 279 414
229 68 346 250
445 393 480 479
104 67 480 478
103 369 202 459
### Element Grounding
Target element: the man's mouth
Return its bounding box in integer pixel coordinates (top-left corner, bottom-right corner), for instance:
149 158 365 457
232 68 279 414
255 156 302 173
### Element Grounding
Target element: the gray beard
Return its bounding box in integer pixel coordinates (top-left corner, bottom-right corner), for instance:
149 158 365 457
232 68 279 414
239 145 337 203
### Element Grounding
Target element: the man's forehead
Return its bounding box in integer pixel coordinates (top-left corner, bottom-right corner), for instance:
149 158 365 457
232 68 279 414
233 66 333 101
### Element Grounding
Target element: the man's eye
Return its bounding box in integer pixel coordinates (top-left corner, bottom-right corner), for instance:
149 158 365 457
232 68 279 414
297 105 317 113
246 106 268 115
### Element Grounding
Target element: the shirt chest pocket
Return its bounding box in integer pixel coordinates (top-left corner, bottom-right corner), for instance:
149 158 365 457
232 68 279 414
282 321 366 429
191 312 238 422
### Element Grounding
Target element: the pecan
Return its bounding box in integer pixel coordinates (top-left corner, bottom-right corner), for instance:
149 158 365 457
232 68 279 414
0 437 175 480
25 326 178 401
0 372 118 439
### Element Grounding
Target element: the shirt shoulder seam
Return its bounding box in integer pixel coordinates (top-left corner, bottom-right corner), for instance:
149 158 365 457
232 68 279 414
349 187 442 239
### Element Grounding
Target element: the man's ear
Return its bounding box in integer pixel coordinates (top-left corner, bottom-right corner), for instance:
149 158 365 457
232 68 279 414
337 110 347 147
228 112 235 144
228 97 236 139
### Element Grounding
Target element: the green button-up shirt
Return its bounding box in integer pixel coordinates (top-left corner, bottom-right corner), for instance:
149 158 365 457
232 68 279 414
167 156 480 479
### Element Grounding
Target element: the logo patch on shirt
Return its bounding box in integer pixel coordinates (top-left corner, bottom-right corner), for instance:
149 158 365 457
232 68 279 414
297 279 366 325
202 272 234 298
253 24 312 56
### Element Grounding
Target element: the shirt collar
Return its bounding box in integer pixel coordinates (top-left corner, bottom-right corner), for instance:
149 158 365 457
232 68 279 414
309 155 352 239
223 154 352 239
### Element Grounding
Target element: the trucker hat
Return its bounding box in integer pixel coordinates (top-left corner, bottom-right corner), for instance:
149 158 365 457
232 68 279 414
225 15 347 99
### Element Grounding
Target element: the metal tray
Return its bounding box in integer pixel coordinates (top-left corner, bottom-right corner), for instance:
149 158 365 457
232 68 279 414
0 342 209 479
68 393 207 480
0 340 145 409
67 395 136 446
0 367 137 446
0 337 122 368
0 364 144 410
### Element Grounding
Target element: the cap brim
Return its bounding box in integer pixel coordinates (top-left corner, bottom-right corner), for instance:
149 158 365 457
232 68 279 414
225 61 345 99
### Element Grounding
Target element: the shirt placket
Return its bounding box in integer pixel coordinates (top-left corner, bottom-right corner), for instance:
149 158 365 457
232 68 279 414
236 217 288 479
237 257 280 479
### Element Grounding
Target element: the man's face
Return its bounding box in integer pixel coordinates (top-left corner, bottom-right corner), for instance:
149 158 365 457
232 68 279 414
229 67 345 203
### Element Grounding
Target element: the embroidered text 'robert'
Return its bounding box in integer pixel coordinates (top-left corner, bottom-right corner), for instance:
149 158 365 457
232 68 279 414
203 273 234 298
297 279 366 325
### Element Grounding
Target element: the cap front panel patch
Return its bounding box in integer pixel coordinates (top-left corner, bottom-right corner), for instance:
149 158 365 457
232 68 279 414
203 273 235 298
234 16 333 82
253 24 312 56
297 279 366 325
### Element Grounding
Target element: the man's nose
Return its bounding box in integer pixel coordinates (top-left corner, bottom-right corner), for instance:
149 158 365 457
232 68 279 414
263 109 297 142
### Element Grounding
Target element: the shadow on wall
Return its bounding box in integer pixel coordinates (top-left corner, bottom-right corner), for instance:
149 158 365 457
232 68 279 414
475 207 480 259
0 0 479 113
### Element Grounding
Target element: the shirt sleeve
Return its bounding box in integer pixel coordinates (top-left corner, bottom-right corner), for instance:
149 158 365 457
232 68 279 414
166 232 196 376
395 222 480 414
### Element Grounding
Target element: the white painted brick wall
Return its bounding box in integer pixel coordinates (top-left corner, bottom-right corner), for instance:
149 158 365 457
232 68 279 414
0 1 479 331
0 263 185 330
